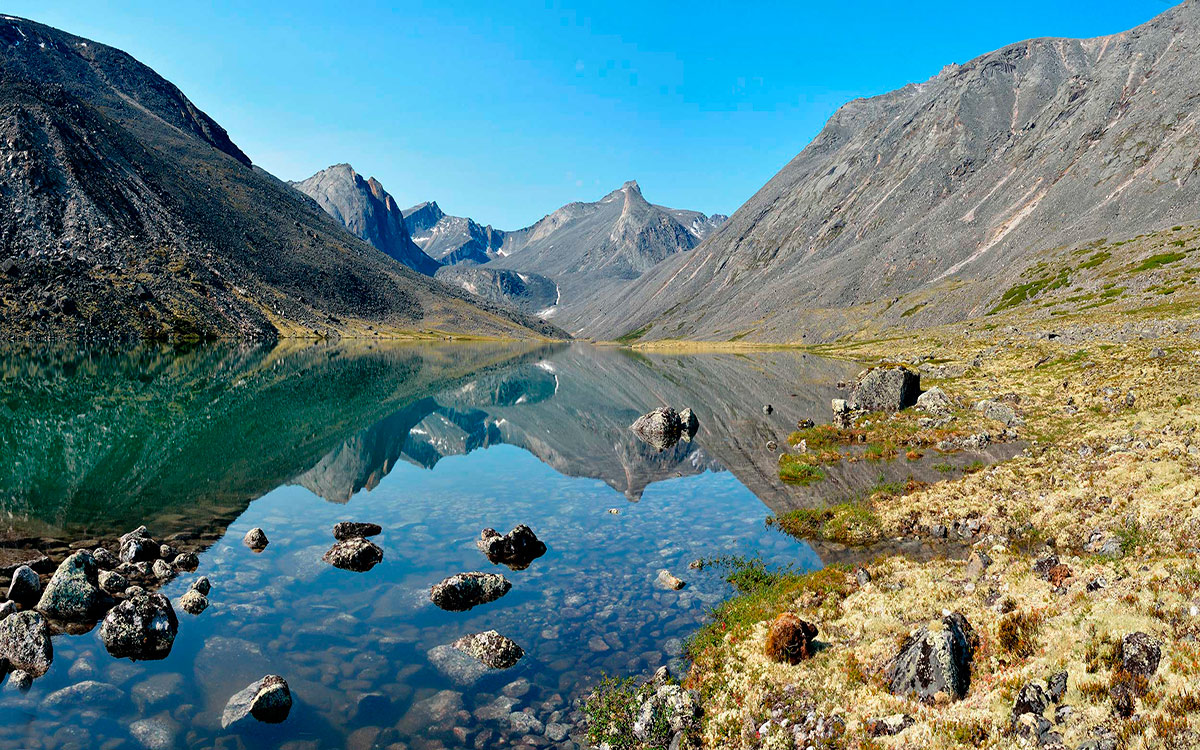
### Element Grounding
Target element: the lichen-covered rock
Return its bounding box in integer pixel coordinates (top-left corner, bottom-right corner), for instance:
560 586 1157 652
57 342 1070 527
888 612 976 702
322 537 383 572
1048 671 1068 703
98 570 128 595
975 399 1021 426
916 386 953 415
243 528 269 550
0 610 52 676
429 572 511 612
451 630 524 669
332 522 382 540
92 547 120 570
118 527 158 564
172 552 199 572
849 366 920 412
178 590 209 615
1121 632 1162 677
151 559 173 581
632 684 700 743
477 525 546 570
679 408 699 441
221 674 292 728
630 406 683 451
1013 681 1050 718
37 551 108 622
99 592 178 660
6 565 41 608
765 612 818 664
866 714 914 736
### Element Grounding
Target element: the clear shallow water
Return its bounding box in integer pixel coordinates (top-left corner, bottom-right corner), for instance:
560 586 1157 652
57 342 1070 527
0 341 973 749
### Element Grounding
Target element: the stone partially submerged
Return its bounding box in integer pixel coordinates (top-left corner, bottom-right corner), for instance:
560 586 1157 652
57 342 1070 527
221 675 293 728
37 551 109 622
0 610 52 677
452 630 524 669
99 592 178 660
630 406 683 451
477 525 546 570
429 572 511 612
849 366 920 412
888 612 977 702
323 537 384 572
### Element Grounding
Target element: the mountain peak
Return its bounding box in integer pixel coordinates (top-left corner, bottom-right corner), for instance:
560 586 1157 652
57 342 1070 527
622 179 641 192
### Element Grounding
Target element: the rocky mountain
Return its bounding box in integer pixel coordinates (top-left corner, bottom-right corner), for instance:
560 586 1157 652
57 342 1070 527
290 165 441 276
402 201 510 266
0 16 561 340
432 265 558 316
582 0 1200 343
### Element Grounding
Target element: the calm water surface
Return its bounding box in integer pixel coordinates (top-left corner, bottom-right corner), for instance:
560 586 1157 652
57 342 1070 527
0 342 996 749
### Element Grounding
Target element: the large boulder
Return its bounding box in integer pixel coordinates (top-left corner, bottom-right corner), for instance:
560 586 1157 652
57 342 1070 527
0 610 52 676
6 565 41 608
322 537 383 572
221 675 293 728
888 612 976 702
849 367 920 412
99 592 178 660
37 551 109 622
630 407 683 451
429 572 511 612
332 522 382 541
118 527 159 564
916 386 953 415
451 631 524 669
477 525 546 570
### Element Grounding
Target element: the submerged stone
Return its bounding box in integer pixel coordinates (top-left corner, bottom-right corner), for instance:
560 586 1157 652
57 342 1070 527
221 674 292 728
99 592 178 660
452 630 524 669
323 537 383 572
477 525 546 570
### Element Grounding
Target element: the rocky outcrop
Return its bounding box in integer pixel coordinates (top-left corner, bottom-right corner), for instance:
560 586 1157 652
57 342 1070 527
37 551 108 622
322 537 384 572
221 675 293 728
429 572 511 612
477 525 546 570
631 684 701 746
0 610 52 677
916 387 953 415
888 612 977 702
98 592 178 660
433 266 559 316
451 631 524 669
849 367 920 412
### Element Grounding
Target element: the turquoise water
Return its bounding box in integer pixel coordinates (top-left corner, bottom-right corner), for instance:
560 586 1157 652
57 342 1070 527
0 342 866 749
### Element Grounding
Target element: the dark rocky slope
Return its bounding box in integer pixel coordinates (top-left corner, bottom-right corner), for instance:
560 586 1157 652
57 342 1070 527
583 0 1200 343
0 16 560 341
432 265 558 316
290 164 441 276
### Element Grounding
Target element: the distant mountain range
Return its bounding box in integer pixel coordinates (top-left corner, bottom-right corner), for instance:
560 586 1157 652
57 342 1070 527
582 0 1200 343
0 16 560 340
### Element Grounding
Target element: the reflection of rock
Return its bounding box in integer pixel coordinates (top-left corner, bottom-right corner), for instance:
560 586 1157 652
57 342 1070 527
221 675 293 728
679 408 699 442
99 592 178 661
333 522 382 540
428 644 491 686
477 525 546 570
430 572 511 612
630 407 684 452
322 537 384 572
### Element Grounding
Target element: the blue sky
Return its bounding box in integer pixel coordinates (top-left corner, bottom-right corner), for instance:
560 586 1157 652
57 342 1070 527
11 1 1172 227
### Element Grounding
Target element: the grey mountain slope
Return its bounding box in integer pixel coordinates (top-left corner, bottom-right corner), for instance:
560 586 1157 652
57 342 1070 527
581 0 1200 343
402 201 509 266
0 16 561 340
432 265 559 315
291 165 441 276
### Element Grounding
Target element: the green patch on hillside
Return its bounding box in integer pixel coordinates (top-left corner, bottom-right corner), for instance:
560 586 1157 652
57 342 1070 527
900 303 926 318
1130 252 1186 273
615 324 652 344
990 268 1070 314
1078 250 1111 270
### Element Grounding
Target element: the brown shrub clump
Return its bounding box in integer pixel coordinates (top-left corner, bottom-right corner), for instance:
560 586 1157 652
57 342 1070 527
765 612 819 664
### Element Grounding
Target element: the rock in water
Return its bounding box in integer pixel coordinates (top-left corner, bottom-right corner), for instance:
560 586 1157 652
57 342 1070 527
6 565 41 608
37 551 108 622
178 590 209 615
0 610 52 677
152 559 173 581
679 408 699 441
655 569 686 590
429 572 511 612
173 552 199 572
221 675 293 728
323 537 384 572
850 366 920 412
243 528 269 550
118 527 159 564
99 592 178 660
452 631 524 669
190 577 211 596
98 570 128 595
332 522 383 540
888 612 976 702
630 406 683 451
477 525 546 570
93 547 120 570
765 613 819 664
